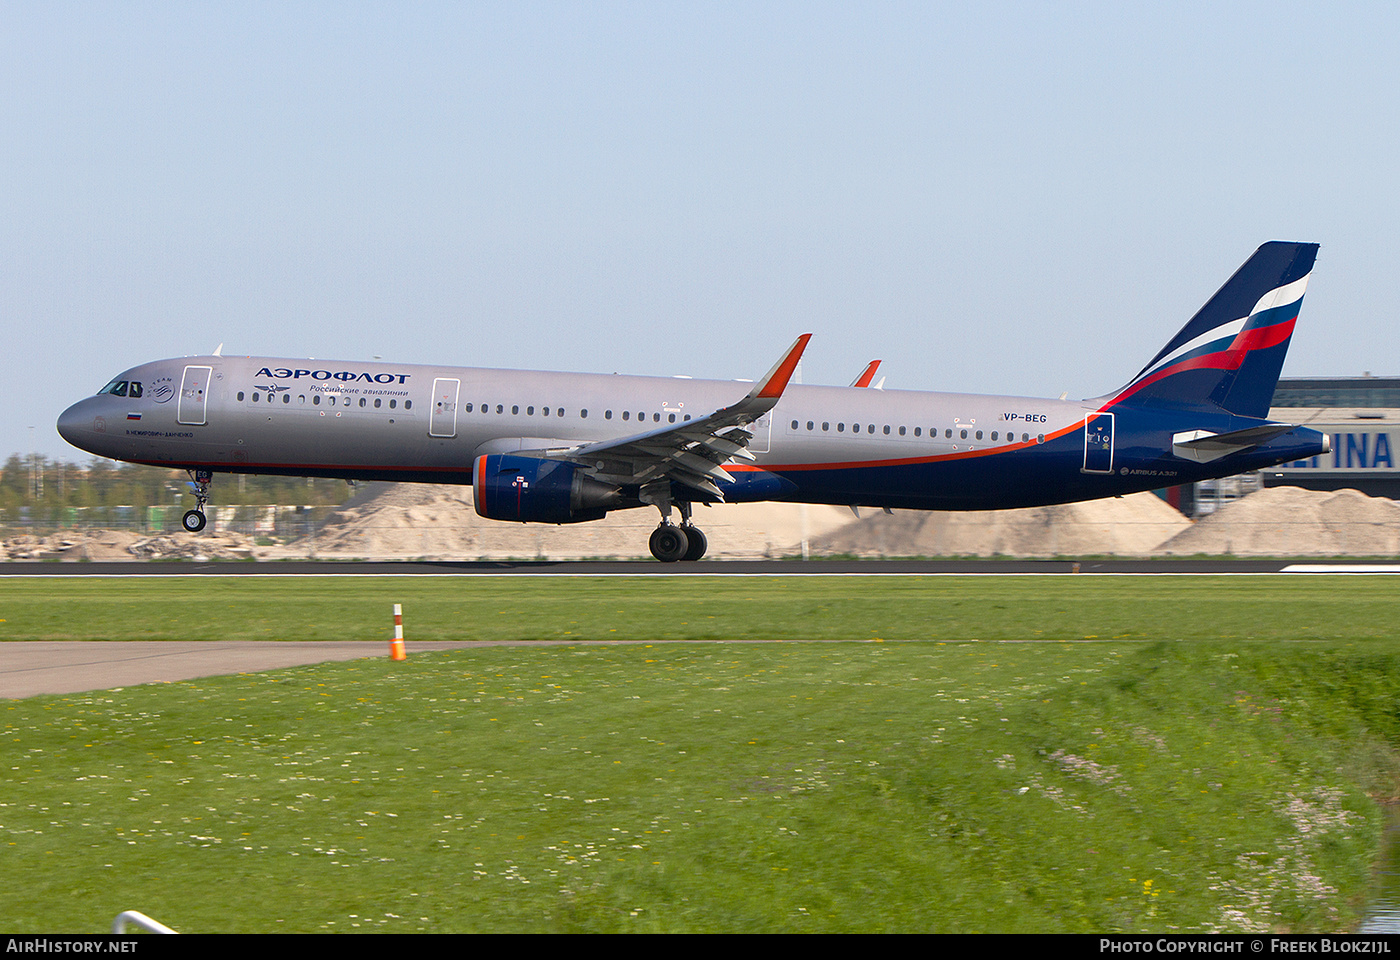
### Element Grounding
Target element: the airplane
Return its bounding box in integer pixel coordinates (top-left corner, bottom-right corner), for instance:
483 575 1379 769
57 241 1330 562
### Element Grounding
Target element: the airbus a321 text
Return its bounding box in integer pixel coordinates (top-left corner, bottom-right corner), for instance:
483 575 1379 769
58 242 1330 562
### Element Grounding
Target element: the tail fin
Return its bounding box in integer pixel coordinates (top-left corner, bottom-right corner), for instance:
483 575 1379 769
1106 241 1318 418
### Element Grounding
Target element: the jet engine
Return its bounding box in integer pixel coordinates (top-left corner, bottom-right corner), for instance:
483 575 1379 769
473 454 624 524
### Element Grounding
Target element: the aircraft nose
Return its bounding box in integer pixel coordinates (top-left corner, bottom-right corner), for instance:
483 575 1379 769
56 399 100 452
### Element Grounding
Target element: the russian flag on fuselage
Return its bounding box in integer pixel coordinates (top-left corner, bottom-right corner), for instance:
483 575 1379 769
1107 241 1318 419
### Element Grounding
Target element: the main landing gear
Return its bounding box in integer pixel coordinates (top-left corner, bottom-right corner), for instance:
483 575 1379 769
648 500 708 563
182 469 212 533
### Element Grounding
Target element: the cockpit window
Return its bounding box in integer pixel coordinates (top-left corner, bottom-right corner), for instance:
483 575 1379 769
98 378 143 398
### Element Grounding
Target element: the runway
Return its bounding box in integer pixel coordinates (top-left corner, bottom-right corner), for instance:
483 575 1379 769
0 557 1361 576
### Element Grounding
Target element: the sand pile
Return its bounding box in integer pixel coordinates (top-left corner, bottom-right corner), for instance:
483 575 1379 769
0 528 255 561
22 483 1394 561
1 531 141 561
125 532 257 561
810 491 1192 558
1156 487 1400 556
282 482 854 560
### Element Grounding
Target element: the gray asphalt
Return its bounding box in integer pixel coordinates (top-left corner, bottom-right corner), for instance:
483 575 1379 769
0 640 484 699
0 558 1306 576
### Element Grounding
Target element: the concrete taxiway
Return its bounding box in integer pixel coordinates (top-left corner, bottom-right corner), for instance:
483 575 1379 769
0 641 484 700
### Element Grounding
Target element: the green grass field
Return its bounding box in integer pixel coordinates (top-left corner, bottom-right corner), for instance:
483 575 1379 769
3 575 1398 932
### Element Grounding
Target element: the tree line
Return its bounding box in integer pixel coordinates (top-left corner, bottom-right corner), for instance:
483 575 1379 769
0 455 351 525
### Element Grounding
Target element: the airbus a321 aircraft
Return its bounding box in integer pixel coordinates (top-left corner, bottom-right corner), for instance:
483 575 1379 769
58 241 1330 562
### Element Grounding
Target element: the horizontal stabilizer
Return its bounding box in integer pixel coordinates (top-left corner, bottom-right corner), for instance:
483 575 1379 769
1171 424 1302 463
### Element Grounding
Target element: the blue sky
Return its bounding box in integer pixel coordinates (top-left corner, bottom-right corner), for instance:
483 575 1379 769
7 1 1399 461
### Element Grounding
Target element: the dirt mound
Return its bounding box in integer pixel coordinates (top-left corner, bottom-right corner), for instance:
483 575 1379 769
1156 487 1400 556
0 528 255 561
1 530 145 561
810 491 1191 557
281 483 854 560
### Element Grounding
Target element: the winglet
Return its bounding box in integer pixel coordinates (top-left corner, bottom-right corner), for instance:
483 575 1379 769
850 359 881 388
750 334 812 400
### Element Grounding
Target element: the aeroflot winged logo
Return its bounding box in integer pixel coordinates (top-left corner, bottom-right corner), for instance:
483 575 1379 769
1134 274 1309 385
255 367 412 384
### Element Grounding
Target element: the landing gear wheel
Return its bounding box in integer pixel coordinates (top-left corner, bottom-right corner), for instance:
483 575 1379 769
680 526 707 561
183 469 213 534
649 524 690 563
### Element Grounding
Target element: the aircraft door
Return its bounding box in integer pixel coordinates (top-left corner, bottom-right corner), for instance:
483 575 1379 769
177 365 212 426
430 378 461 438
1082 412 1114 474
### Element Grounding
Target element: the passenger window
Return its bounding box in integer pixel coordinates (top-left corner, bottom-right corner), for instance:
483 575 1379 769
512 405 519 415
404 400 412 410
283 394 290 404
542 406 549 417
375 398 382 408
389 400 397 409
359 398 366 407
605 410 612 420
237 391 245 401
581 409 588 418
837 423 845 432
623 411 630 421
252 393 259 402
883 425 891 435
913 427 920 437
313 395 321 405
527 406 534 416
976 430 983 440
822 422 829 431
669 414 676 423
960 429 967 439
465 403 473 413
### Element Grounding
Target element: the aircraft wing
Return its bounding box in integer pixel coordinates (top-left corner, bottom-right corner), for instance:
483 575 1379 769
562 334 811 499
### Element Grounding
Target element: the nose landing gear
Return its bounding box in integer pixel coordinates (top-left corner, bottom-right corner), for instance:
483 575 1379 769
182 469 212 533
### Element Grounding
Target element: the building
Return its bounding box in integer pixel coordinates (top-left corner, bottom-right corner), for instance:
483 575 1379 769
1263 376 1400 499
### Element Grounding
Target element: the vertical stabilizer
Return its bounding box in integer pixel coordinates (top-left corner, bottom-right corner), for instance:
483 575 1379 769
1107 241 1318 418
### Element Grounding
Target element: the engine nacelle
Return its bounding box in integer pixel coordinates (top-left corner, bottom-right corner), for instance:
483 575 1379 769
473 454 622 524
